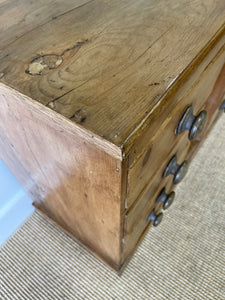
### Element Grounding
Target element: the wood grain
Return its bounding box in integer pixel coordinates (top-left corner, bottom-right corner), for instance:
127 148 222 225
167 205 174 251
126 45 225 208
0 0 92 46
0 0 224 145
0 83 122 269
122 49 225 265
122 142 191 262
0 0 225 271
124 135 190 236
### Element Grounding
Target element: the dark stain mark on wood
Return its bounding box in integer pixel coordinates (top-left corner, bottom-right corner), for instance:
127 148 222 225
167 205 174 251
148 76 174 87
148 82 160 86
70 109 87 123
61 39 89 56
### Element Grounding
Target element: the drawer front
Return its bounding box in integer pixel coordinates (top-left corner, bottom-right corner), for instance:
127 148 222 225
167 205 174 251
122 142 191 260
124 134 189 235
122 58 225 262
126 45 225 209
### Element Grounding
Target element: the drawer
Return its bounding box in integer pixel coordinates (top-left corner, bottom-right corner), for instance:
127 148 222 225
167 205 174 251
122 141 191 260
122 58 225 262
126 45 225 209
124 134 189 235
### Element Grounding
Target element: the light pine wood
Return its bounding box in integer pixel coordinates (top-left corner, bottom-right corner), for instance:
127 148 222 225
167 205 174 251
0 0 225 145
126 46 225 208
0 0 91 46
123 53 225 264
0 0 225 272
124 136 190 236
125 34 225 163
0 84 122 269
123 141 197 261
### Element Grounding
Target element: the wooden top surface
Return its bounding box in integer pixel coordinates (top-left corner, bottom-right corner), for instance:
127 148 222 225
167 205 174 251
0 0 225 146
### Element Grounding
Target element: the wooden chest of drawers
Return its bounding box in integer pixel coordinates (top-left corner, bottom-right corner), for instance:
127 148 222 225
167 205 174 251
0 0 225 272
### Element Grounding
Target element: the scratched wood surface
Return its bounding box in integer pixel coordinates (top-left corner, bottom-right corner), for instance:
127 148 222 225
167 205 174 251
0 0 225 146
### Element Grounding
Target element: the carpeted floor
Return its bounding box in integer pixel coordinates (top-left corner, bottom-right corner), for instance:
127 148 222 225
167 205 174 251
0 115 225 300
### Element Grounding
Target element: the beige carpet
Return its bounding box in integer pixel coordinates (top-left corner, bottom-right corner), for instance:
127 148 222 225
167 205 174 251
1 115 225 300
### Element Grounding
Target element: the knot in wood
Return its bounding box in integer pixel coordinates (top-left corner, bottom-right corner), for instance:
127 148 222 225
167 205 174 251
26 54 63 75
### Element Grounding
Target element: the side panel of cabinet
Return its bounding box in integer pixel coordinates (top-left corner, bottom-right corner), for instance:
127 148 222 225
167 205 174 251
0 84 123 269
